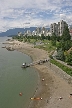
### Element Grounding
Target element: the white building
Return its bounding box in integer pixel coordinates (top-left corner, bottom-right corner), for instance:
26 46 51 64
50 20 68 36
26 30 32 36
59 20 68 36
50 23 58 36
18 32 22 36
32 30 37 36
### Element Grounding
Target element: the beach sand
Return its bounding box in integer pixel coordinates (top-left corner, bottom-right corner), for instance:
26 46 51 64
5 40 72 108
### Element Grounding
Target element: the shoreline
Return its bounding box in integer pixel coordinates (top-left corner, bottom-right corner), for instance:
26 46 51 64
28 65 54 108
13 42 53 108
5 40 72 108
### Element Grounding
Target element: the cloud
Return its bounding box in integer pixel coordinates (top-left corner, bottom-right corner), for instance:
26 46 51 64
60 13 72 25
0 0 72 32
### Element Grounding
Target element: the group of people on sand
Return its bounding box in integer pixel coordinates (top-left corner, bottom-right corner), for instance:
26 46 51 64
38 58 50 64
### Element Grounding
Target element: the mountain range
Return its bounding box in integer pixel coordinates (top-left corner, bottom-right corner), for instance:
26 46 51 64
0 27 50 37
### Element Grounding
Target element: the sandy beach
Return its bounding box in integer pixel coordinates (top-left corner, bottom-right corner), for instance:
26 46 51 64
5 40 72 108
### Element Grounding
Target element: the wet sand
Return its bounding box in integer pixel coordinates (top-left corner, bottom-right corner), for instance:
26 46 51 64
5 40 72 108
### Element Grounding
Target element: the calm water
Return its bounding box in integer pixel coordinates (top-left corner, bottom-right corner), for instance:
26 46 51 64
0 37 38 108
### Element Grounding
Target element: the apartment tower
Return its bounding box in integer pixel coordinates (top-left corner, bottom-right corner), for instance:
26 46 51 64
50 20 68 36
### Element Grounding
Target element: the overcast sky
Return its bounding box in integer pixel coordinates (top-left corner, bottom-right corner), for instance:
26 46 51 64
0 0 72 32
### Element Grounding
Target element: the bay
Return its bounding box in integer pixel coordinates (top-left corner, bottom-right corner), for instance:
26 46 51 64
0 37 38 108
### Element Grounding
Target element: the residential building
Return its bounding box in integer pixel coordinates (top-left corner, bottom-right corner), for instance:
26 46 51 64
69 26 72 40
36 27 41 34
59 20 68 36
58 22 60 36
47 31 52 36
50 20 68 36
18 32 22 36
23 27 51 37
23 30 32 36
41 27 47 36
50 23 58 36
26 30 32 36
32 30 37 36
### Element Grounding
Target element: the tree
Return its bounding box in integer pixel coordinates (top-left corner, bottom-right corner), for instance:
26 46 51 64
51 33 56 46
57 40 72 51
50 33 56 40
24 38 27 42
64 40 72 51
62 26 71 41
56 48 65 61
41 34 45 40
56 36 61 42
46 35 50 40
65 51 72 66
51 40 56 46
28 38 30 42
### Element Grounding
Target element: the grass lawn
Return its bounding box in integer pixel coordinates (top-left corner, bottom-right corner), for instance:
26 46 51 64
34 39 56 53
29 39 36 43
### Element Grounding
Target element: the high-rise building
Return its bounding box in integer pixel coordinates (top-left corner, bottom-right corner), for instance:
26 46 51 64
50 20 68 36
69 25 72 40
59 20 68 36
36 27 41 34
50 23 58 36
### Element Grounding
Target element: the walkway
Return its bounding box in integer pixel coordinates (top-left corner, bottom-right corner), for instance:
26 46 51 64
53 58 72 69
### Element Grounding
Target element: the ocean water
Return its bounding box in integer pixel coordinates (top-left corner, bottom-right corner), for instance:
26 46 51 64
0 37 38 108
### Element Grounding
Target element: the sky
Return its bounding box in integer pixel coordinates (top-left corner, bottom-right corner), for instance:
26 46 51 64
0 0 72 32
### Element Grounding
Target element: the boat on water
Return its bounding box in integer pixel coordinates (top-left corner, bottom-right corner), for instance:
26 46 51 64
21 63 30 68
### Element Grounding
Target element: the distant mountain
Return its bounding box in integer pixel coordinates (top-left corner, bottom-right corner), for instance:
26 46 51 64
0 27 36 37
0 27 50 37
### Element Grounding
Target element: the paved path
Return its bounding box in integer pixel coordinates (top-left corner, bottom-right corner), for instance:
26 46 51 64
54 58 72 69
